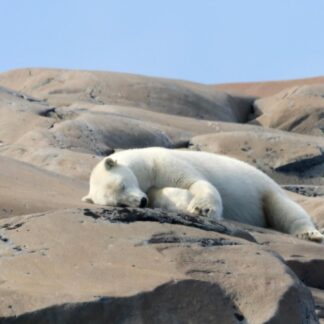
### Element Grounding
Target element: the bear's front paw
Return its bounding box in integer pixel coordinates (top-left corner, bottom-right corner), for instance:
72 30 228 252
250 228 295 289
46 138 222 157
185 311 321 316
295 229 324 243
188 197 221 221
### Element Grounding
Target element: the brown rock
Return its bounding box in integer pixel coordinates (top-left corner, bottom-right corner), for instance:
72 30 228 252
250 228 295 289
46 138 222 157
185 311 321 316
247 226 324 290
189 130 324 185
252 84 324 135
214 76 324 97
0 156 87 219
0 87 52 146
283 185 324 198
0 208 318 323
0 68 253 123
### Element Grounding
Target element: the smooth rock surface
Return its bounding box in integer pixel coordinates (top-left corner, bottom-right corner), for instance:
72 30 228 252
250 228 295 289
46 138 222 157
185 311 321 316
0 208 318 323
0 69 253 122
0 156 87 219
190 130 324 185
214 76 324 97
252 84 324 135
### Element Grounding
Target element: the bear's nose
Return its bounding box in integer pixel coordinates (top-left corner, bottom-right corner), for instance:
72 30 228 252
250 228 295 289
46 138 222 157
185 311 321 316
139 197 148 208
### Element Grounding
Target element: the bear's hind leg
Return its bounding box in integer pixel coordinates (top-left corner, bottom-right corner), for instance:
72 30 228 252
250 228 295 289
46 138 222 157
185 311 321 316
263 191 323 242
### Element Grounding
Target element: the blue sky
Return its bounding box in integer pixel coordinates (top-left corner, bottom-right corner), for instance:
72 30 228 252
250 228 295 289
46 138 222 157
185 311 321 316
1 0 324 84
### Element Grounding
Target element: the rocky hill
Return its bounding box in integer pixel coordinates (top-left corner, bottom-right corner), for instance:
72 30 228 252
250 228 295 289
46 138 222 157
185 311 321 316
0 69 323 323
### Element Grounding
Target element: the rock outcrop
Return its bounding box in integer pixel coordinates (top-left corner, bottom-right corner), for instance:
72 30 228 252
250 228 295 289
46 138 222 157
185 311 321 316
252 84 324 136
0 69 254 122
0 208 320 323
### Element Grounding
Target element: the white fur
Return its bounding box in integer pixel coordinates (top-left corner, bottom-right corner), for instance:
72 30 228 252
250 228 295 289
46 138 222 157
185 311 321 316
147 187 193 212
83 147 323 242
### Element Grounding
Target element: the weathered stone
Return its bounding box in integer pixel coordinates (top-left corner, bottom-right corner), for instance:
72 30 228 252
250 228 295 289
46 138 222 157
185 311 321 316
214 76 324 97
0 69 253 123
283 185 324 197
0 208 318 323
252 84 324 135
0 155 87 219
189 130 324 185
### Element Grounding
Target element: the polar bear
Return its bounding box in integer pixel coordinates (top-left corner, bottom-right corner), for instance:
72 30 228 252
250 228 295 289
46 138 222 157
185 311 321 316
82 147 323 242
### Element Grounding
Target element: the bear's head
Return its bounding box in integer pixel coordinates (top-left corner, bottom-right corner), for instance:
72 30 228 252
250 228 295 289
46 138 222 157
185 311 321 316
82 158 148 208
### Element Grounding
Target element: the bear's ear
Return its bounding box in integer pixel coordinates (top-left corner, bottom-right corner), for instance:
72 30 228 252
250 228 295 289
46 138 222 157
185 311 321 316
104 158 117 170
82 195 93 204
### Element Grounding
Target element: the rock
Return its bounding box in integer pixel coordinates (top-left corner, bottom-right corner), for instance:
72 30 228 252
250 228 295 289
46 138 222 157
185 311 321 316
245 226 324 290
283 185 324 197
189 130 324 185
0 69 254 123
214 76 324 97
0 87 53 145
1 281 245 324
274 152 324 174
0 87 182 178
0 80 256 179
0 156 87 219
50 112 174 151
252 85 324 135
0 208 318 323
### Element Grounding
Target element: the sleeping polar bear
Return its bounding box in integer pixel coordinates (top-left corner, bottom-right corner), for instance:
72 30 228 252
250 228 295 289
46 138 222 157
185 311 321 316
83 147 323 242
